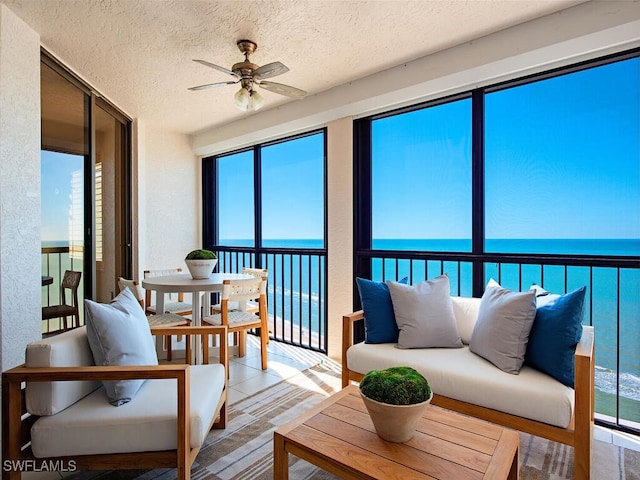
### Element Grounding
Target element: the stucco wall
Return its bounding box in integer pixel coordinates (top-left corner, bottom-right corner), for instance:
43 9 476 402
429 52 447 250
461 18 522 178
0 5 42 370
326 117 353 360
139 124 199 275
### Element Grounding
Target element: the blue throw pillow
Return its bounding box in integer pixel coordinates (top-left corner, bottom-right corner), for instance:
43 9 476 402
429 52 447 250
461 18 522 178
356 277 407 344
525 286 586 387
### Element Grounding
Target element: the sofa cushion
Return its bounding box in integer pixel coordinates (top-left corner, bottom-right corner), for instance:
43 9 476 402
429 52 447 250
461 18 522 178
526 286 586 387
25 327 100 416
347 342 574 428
84 288 158 406
30 364 225 457
356 277 407 344
387 275 462 349
470 283 536 374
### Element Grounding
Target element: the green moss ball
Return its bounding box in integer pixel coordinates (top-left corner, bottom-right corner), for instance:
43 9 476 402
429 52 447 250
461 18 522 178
360 366 431 405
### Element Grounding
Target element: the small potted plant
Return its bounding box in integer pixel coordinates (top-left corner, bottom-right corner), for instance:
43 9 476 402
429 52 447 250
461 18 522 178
359 366 432 443
184 249 218 279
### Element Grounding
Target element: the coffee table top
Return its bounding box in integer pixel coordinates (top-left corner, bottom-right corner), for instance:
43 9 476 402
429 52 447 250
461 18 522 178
274 384 519 480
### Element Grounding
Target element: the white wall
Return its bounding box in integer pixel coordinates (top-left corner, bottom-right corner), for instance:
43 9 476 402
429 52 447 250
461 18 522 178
0 5 42 372
138 124 200 275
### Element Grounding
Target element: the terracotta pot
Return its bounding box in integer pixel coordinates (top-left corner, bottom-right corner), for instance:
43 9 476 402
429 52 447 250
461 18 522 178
185 259 217 279
360 390 433 443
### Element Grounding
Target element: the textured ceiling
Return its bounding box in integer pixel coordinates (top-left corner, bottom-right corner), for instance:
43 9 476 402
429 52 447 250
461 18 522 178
3 0 585 136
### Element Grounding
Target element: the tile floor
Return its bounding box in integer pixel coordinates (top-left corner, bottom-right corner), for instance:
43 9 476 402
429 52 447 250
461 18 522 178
22 335 640 479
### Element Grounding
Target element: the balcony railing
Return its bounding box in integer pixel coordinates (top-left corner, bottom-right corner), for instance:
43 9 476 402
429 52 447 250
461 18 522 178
358 247 640 435
215 245 328 353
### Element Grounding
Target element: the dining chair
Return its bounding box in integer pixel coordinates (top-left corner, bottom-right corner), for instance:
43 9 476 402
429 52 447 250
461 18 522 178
210 267 268 314
210 268 269 350
143 268 192 317
202 277 268 373
42 270 82 331
117 277 191 362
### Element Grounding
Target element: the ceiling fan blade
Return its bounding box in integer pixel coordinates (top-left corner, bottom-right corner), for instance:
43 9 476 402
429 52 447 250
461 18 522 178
258 81 307 99
192 59 238 78
253 61 289 80
188 80 238 91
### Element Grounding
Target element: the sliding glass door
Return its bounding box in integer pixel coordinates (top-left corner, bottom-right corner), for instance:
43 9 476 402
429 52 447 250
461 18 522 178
41 52 131 332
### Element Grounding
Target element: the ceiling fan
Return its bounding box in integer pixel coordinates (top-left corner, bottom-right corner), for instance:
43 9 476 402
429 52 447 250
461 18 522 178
189 40 307 112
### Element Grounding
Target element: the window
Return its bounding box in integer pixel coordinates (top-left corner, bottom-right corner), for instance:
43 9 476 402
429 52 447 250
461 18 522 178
261 132 325 248
485 58 640 256
217 150 254 247
355 49 640 433
371 99 472 252
203 130 328 352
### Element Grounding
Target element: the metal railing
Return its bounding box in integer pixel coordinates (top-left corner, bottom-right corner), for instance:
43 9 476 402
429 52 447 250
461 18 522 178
215 246 328 353
358 247 640 434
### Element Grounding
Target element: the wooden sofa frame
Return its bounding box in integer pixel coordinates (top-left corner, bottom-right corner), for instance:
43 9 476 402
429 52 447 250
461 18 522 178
342 310 595 480
2 325 228 480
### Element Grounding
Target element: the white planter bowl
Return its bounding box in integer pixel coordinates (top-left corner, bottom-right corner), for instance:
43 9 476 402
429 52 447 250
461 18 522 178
360 390 433 443
185 259 217 279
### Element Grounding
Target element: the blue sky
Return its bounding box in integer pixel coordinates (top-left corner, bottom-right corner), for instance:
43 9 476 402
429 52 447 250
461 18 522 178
41 151 83 242
372 56 640 240
217 133 324 242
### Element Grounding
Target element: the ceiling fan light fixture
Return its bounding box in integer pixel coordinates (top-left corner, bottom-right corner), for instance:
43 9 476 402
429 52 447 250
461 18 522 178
234 87 250 110
250 89 265 111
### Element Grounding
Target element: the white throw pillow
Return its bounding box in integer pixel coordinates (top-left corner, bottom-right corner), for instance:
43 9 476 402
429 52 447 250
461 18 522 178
470 282 536 374
84 288 158 406
387 275 463 349
530 284 561 307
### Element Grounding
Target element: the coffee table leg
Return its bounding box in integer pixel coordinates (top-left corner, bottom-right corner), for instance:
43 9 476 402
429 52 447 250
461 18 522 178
509 443 519 480
273 432 288 480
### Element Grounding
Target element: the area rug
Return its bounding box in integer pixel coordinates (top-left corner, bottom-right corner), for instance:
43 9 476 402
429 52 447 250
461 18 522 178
68 362 640 480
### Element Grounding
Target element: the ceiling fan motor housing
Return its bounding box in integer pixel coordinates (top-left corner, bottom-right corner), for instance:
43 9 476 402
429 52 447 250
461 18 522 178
234 40 259 90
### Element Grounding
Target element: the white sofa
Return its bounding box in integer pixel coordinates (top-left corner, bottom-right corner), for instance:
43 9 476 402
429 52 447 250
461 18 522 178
3 324 228 480
342 296 595 480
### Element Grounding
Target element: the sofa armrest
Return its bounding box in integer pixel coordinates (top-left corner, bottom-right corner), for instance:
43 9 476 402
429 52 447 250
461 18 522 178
342 311 364 387
574 325 595 420
573 325 595 480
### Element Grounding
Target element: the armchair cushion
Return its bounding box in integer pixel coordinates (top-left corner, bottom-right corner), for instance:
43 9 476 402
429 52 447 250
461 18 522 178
30 364 225 457
84 288 158 406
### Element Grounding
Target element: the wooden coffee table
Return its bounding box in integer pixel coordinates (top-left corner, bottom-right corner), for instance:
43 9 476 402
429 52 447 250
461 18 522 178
273 384 519 480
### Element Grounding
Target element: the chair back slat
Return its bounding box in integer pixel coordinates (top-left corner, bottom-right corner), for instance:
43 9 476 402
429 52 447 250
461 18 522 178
117 277 145 309
143 268 188 312
221 277 266 302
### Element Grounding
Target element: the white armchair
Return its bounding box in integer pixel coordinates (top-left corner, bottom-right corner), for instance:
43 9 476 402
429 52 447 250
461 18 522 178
2 324 228 480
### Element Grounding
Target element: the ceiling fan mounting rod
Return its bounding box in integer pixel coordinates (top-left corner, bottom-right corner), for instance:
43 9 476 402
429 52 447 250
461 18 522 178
237 39 257 57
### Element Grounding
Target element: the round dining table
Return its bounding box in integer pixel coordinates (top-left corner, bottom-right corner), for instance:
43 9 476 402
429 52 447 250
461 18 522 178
142 272 252 364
